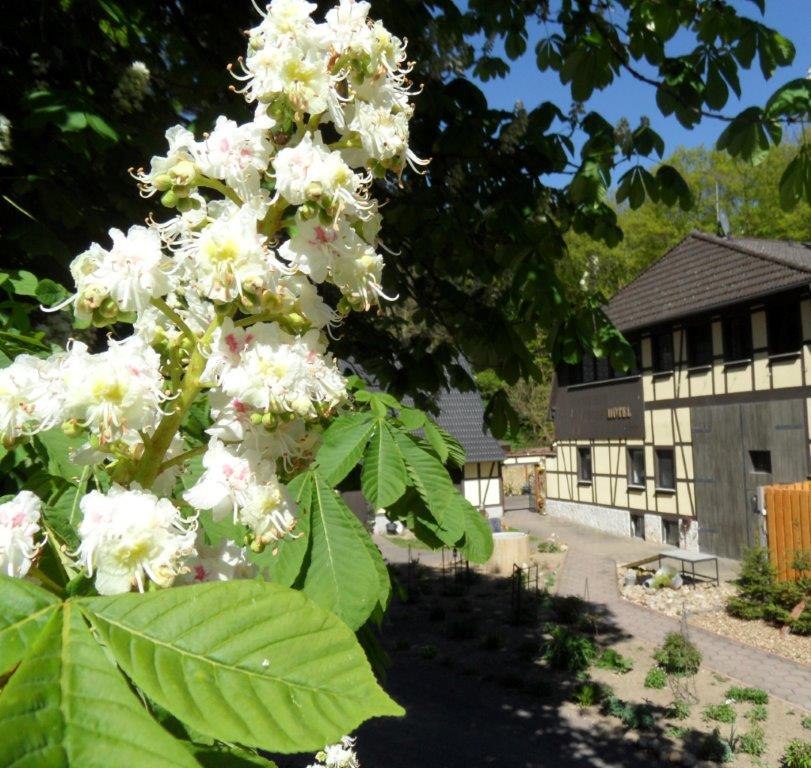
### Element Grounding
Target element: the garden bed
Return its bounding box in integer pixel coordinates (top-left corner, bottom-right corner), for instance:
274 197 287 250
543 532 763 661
349 561 810 768
618 566 811 667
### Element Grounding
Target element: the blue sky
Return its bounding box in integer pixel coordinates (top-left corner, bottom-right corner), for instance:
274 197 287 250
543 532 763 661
474 0 810 157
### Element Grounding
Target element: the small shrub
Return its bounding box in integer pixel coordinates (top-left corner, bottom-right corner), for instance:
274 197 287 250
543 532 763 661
552 595 585 625
802 715 811 730
726 686 769 705
594 648 633 674
544 626 596 672
737 725 766 757
600 695 654 730
696 729 734 764
726 596 765 620
745 704 768 723
703 703 737 724
653 632 701 676
782 739 811 768
669 699 692 720
773 581 806 610
736 547 776 603
537 536 565 553
666 725 689 739
644 666 667 689
571 681 605 709
792 609 811 636
763 602 792 625
652 570 676 589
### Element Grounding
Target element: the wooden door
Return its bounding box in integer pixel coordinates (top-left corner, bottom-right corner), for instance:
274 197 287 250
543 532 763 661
692 404 748 558
692 399 808 558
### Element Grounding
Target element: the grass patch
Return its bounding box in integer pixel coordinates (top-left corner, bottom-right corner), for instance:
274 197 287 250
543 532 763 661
737 725 766 757
745 704 768 723
702 703 737 724
644 666 667 689
594 648 633 674
726 686 768 705
782 739 811 768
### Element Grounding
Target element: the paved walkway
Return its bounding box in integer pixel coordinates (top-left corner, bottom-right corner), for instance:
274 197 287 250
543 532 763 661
505 511 811 710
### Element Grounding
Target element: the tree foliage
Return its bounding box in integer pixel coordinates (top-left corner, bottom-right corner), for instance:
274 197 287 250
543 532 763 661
1 1 808 435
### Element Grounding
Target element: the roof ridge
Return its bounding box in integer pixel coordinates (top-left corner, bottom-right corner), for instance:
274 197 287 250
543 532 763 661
690 231 811 275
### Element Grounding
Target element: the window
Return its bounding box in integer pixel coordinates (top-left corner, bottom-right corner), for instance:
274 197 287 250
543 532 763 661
630 514 645 539
581 354 596 383
767 299 802 356
723 313 753 362
577 446 593 483
627 447 646 487
652 330 674 372
749 450 772 474
595 356 611 382
686 321 713 367
557 362 582 387
663 519 680 546
655 448 676 490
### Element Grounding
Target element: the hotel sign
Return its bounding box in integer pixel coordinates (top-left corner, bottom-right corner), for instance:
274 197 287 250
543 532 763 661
607 406 632 420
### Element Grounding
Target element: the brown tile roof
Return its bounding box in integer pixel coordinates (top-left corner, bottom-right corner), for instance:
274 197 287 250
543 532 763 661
606 232 811 331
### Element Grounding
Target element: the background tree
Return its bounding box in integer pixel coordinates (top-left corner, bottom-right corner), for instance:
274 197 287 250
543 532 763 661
486 136 811 449
1 0 809 437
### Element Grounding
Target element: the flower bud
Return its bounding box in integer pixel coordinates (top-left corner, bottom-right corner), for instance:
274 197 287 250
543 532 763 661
249 412 264 426
98 297 120 319
175 196 194 212
297 201 319 220
161 190 178 209
261 411 276 429
284 312 309 333
152 173 173 192
169 160 197 187
61 419 84 438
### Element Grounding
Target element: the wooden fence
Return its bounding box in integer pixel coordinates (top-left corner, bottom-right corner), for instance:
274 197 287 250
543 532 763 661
764 481 811 581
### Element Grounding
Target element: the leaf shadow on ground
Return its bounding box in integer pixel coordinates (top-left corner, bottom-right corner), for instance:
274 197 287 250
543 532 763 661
275 564 710 768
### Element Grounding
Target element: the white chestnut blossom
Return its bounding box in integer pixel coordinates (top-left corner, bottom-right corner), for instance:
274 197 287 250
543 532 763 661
58 336 166 442
77 485 196 595
183 438 258 519
307 736 360 768
0 491 43 578
66 225 172 322
179 537 256 583
0 355 63 443
273 131 371 216
132 124 198 197
195 116 272 198
4 0 424 597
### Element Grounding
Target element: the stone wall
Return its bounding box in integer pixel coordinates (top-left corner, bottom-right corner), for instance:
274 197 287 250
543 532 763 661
546 499 630 538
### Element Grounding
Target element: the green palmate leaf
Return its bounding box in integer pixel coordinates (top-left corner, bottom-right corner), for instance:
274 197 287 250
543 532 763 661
0 604 199 768
435 425 466 468
80 581 402 753
778 148 811 210
361 421 407 508
0 575 60 674
392 429 455 524
190 744 278 768
315 412 375 485
358 528 391 619
301 473 383 629
422 420 449 463
456 497 495 564
716 106 782 164
36 427 86 481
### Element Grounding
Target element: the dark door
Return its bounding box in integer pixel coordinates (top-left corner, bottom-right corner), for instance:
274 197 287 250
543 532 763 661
692 399 807 559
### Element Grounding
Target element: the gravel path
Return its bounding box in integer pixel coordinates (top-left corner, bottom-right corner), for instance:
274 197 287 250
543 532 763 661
505 511 810 710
